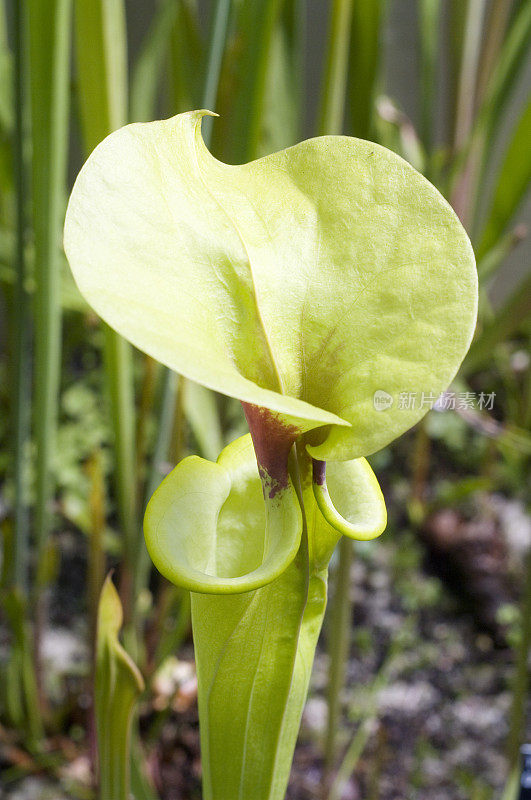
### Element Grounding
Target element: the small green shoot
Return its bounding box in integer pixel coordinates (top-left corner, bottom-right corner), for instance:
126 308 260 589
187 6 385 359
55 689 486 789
96 574 144 800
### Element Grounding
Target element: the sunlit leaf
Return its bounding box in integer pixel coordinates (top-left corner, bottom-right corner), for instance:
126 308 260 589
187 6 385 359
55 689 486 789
64 110 477 464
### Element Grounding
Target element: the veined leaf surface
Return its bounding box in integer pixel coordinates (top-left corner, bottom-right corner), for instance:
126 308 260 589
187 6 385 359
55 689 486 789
64 110 477 461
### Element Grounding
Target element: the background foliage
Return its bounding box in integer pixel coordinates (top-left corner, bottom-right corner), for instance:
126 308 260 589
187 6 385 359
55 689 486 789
0 1 530 798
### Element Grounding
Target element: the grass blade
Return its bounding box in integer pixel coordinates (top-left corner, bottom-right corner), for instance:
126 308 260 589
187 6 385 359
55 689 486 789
4 0 45 743
86 451 106 646
0 0 9 109
2 590 43 742
324 537 353 776
29 0 72 566
0 0 13 191
11 0 30 594
130 0 180 122
477 0 531 144
146 371 178 504
506 549 531 772
475 0 513 106
476 97 531 257
318 0 354 135
446 0 468 146
102 331 137 610
28 0 71 714
463 270 531 376
183 381 223 462
453 0 486 152
374 96 426 172
453 0 531 231
258 0 305 158
74 0 138 624
130 736 160 800
75 0 127 140
217 0 284 162
329 630 408 800
200 0 232 142
451 0 486 225
476 224 527 282
500 766 519 800
348 0 385 140
418 0 441 158
168 0 203 114
96 575 144 800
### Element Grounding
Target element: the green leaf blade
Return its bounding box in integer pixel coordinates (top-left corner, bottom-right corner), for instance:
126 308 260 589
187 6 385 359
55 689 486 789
348 0 384 140
75 0 127 151
191 552 324 800
477 97 531 258
96 575 144 800
29 0 72 559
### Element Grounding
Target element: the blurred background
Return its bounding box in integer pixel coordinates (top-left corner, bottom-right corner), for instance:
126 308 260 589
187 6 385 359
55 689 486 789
0 0 530 798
